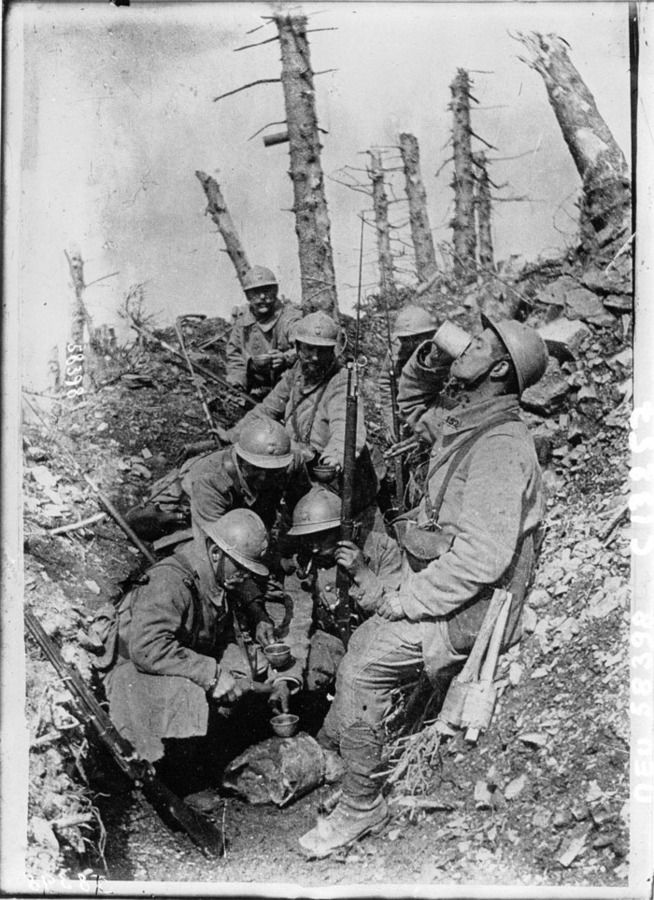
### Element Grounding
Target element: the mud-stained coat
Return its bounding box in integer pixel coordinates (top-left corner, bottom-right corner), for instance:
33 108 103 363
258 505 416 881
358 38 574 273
223 360 378 517
396 347 545 665
225 299 302 392
223 360 367 463
104 541 297 762
185 445 285 543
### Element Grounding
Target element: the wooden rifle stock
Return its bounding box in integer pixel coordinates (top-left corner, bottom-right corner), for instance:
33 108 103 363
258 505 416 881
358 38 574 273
24 609 225 857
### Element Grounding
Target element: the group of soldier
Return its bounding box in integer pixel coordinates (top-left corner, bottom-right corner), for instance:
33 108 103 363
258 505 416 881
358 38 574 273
109 264 550 858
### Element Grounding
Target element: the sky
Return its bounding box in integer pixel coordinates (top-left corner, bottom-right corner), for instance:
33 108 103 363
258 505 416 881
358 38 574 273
6 1 633 389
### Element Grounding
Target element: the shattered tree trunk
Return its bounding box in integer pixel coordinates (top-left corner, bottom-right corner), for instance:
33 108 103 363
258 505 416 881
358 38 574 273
368 151 397 302
196 171 251 287
276 14 338 317
450 69 477 283
473 152 495 271
399 133 438 300
517 32 631 244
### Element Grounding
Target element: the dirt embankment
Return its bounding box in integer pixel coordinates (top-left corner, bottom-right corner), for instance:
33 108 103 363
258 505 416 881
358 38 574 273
21 248 632 887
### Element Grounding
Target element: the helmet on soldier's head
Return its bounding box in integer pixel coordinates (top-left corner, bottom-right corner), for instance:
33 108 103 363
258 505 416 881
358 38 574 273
288 486 341 536
235 419 293 469
292 312 340 347
392 305 437 339
481 314 549 394
242 266 278 293
201 509 269 576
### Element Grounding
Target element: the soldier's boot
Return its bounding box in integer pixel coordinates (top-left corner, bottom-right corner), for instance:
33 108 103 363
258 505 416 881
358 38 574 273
299 794 389 858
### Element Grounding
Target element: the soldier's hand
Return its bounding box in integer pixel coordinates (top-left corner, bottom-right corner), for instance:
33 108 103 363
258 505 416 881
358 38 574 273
255 620 276 648
376 593 404 621
319 453 341 472
210 669 249 703
335 541 366 578
210 425 232 445
268 349 286 371
268 680 290 714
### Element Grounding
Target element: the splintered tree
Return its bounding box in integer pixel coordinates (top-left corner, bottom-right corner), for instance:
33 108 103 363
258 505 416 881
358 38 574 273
275 14 338 317
450 69 477 282
516 32 631 245
195 171 251 287
368 151 397 302
399 133 438 299
473 152 494 271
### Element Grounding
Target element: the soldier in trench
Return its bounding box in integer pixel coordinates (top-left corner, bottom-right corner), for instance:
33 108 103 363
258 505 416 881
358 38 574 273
272 485 402 705
102 509 300 798
299 316 549 858
378 305 438 442
216 310 380 528
224 265 302 399
123 418 296 545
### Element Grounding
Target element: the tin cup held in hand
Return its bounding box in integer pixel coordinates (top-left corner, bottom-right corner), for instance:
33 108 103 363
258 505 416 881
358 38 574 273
432 321 471 360
264 642 292 670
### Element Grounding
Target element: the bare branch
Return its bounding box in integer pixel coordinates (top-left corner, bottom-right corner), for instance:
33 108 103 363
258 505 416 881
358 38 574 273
214 79 281 102
85 271 119 289
470 130 497 151
435 156 454 178
491 148 542 161
234 34 280 52
248 120 287 141
314 68 339 77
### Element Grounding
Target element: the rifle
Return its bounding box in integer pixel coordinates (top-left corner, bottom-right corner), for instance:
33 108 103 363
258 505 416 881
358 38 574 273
25 609 225 857
382 297 407 516
128 318 256 410
334 216 367 649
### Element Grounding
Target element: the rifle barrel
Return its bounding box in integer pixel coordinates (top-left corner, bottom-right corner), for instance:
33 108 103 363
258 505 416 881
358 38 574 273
129 320 255 408
25 609 225 857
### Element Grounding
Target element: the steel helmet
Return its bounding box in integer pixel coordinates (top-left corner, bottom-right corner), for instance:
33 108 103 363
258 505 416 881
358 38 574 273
243 266 278 293
235 419 293 469
201 509 269 576
288 486 341 536
292 312 340 347
481 314 549 394
392 305 437 339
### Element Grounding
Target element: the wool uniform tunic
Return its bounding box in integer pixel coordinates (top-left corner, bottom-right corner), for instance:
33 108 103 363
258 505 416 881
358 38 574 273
277 530 403 691
104 541 298 762
186 445 285 544
223 361 378 517
319 351 544 802
225 300 302 394
224 361 367 463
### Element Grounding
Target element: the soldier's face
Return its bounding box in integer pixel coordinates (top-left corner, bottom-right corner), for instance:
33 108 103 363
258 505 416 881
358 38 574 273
246 285 278 321
297 342 335 381
449 329 505 384
240 460 279 491
208 542 246 588
301 529 339 566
